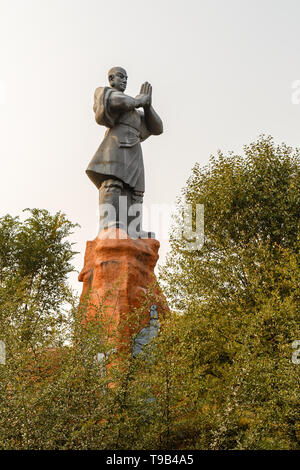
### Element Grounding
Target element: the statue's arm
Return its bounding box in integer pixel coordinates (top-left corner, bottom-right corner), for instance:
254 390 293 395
143 105 163 136
109 91 148 114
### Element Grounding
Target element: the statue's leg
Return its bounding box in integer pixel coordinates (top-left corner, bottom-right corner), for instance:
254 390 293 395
98 178 125 233
128 189 155 239
98 179 155 238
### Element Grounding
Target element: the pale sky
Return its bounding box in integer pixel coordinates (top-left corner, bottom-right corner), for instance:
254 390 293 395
1 0 300 294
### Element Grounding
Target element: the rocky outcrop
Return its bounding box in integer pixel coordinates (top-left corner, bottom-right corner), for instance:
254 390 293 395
78 228 168 352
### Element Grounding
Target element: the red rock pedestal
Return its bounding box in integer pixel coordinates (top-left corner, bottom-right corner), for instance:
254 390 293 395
78 228 168 352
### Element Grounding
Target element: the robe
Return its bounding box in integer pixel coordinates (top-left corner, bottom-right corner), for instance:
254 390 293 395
86 87 151 192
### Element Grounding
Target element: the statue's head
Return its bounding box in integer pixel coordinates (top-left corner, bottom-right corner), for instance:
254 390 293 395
108 66 128 92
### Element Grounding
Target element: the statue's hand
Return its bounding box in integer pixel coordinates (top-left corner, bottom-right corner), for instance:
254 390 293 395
135 93 151 108
139 82 152 108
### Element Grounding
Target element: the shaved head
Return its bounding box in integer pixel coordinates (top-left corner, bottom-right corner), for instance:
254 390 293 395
108 66 127 80
108 66 128 92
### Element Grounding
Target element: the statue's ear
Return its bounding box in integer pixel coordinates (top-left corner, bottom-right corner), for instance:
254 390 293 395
108 74 114 86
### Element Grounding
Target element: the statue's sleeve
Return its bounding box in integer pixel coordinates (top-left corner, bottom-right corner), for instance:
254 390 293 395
138 110 151 142
93 87 116 128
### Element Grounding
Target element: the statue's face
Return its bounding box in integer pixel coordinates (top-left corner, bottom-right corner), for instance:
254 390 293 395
109 67 128 92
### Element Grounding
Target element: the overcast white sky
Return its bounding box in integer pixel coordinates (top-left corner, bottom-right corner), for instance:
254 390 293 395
1 0 300 294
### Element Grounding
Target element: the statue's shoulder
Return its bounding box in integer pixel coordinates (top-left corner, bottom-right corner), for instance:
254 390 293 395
93 86 116 128
93 86 113 104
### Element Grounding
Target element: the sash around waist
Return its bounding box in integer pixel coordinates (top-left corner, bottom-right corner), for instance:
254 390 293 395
116 122 141 137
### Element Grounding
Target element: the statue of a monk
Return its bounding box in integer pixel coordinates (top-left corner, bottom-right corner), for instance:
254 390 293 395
86 67 163 238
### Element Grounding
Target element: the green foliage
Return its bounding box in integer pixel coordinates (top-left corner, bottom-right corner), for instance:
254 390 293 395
0 209 78 345
0 135 299 450
158 135 300 449
0 208 79 448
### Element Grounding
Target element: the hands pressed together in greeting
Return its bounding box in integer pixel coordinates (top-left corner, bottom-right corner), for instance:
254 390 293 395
135 82 152 109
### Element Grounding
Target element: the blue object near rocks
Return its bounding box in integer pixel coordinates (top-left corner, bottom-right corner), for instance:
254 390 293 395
133 305 160 357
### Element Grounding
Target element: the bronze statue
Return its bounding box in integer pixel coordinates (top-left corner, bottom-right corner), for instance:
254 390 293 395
86 67 163 238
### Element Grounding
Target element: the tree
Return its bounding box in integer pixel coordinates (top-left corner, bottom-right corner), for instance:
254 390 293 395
0 208 78 343
0 209 79 448
158 135 300 449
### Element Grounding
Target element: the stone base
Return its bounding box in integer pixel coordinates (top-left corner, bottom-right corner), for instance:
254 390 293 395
78 228 168 352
